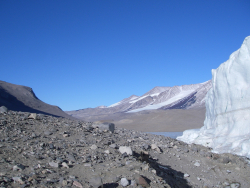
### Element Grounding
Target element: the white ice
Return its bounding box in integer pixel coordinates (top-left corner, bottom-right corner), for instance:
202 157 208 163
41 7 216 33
177 36 250 158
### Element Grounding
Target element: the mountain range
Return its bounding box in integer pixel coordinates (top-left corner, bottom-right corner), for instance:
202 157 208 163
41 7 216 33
66 80 212 120
0 79 212 131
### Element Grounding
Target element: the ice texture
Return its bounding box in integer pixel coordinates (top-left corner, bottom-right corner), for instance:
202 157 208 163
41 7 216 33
177 36 250 158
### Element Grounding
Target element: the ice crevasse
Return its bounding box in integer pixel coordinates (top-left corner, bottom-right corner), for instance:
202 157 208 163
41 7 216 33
177 36 250 158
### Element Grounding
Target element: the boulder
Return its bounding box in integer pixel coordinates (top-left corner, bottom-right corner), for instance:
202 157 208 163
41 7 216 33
119 146 133 155
28 113 37 120
0 106 8 113
92 122 115 133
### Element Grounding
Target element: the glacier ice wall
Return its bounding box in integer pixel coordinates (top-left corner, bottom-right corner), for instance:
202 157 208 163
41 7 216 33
177 36 250 158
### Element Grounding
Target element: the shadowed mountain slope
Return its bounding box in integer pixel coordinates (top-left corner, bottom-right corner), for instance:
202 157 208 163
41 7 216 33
0 80 74 119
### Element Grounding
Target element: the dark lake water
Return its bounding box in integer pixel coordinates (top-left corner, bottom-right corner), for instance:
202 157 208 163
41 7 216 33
147 132 183 139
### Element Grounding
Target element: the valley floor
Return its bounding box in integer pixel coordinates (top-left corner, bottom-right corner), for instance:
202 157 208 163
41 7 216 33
0 110 249 187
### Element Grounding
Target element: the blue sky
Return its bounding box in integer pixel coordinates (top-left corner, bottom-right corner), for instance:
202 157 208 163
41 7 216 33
1 0 250 111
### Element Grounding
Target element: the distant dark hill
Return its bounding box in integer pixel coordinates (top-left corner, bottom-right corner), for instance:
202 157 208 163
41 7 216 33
0 80 75 119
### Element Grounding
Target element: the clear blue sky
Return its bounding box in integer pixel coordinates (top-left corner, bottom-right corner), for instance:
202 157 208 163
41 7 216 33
1 0 250 111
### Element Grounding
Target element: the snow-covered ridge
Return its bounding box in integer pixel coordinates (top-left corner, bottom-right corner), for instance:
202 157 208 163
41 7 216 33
128 90 195 113
108 101 122 108
107 81 211 112
108 95 139 108
177 36 250 158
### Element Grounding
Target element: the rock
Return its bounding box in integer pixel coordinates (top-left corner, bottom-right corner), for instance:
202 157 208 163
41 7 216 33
49 143 54 149
31 132 37 138
90 144 98 150
63 133 69 137
119 146 133 155
12 177 24 184
89 176 103 188
194 162 200 167
92 122 115 133
142 144 150 150
84 163 92 167
104 150 110 154
62 162 69 168
62 180 68 186
143 164 149 171
13 164 25 171
28 113 37 120
73 181 83 188
49 161 59 168
67 154 76 161
131 180 137 186
44 131 53 136
121 177 129 187
151 144 161 153
230 182 240 188
0 106 8 113
135 175 150 187
109 144 118 149
184 174 190 177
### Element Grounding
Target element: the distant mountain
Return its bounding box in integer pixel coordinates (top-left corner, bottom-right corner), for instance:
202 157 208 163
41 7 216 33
66 80 212 120
0 80 74 119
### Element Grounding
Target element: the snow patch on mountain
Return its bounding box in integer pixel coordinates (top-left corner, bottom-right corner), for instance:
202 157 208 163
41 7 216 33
129 95 149 104
127 90 195 113
177 36 250 158
130 96 139 100
108 101 122 107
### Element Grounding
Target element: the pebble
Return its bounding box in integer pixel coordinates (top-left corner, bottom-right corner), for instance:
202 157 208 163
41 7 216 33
73 181 83 188
184 173 190 177
119 146 133 155
13 164 25 171
49 161 59 168
62 162 69 168
121 177 129 187
151 143 161 153
194 162 201 167
44 131 53 135
89 176 103 188
152 169 157 174
135 175 150 187
90 144 98 150
230 183 240 188
109 143 118 149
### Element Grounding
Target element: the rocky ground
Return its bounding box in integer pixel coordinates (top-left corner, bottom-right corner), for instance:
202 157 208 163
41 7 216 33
0 106 249 188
